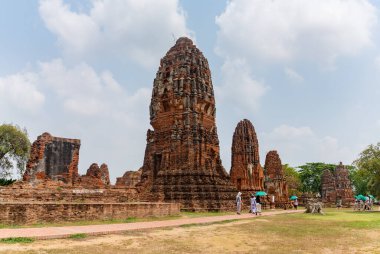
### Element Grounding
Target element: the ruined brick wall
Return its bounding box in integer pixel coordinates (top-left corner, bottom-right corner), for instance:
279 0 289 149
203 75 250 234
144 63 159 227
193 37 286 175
23 133 80 185
321 169 336 204
335 162 354 205
76 163 111 188
0 185 140 203
264 151 289 206
139 37 236 210
230 119 264 192
321 162 354 206
0 202 180 225
115 168 142 188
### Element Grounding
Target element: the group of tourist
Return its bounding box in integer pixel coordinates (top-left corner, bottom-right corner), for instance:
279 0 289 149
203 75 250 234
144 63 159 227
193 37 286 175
354 195 374 211
236 192 262 215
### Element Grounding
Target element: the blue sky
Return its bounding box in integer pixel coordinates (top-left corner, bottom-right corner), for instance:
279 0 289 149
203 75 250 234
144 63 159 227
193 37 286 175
1 0 380 182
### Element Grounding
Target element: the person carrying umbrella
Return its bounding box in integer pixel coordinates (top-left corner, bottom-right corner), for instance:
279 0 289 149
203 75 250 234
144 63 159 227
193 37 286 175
250 193 257 215
290 195 298 209
293 198 299 210
255 191 267 215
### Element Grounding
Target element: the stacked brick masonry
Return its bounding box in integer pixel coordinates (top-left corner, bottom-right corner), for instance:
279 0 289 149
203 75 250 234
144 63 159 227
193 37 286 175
264 151 290 208
23 133 80 185
230 119 264 192
0 202 180 225
321 162 354 207
138 37 237 210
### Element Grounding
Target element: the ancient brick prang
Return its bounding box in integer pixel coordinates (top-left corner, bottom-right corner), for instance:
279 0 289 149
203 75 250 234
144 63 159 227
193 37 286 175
321 169 336 203
116 168 142 188
139 37 236 210
23 133 80 185
230 119 264 192
76 163 111 188
264 151 289 207
321 162 354 207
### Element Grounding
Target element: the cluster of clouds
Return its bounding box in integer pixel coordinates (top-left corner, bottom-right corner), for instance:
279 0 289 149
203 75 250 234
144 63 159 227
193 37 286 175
39 0 191 68
3 0 191 180
2 0 380 179
216 0 377 64
215 0 378 112
260 124 356 167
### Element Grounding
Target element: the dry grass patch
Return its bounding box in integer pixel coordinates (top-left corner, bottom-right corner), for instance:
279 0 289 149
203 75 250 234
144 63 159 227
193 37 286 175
1 209 380 254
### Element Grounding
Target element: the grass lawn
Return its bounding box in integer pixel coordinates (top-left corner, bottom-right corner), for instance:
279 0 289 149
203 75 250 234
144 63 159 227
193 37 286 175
0 208 379 253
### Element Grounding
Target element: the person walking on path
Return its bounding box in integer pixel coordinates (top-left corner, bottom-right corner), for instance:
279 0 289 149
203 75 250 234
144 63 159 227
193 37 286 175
236 192 242 215
250 194 257 215
293 198 298 210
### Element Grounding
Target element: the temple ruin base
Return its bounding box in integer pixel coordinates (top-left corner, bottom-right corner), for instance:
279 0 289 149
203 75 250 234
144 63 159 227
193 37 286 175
0 202 180 225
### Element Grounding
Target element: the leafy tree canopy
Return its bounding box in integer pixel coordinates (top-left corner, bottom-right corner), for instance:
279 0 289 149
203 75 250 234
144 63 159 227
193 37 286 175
0 124 31 178
353 143 380 198
297 162 336 194
283 164 301 196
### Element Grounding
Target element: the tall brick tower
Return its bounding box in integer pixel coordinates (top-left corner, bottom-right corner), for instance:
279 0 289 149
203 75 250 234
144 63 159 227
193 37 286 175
230 119 264 192
139 37 236 210
264 150 289 207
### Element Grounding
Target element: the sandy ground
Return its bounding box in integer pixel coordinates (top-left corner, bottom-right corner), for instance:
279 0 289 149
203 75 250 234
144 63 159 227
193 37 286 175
0 214 379 254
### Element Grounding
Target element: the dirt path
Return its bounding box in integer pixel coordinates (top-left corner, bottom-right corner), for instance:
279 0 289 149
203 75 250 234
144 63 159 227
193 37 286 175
0 209 302 240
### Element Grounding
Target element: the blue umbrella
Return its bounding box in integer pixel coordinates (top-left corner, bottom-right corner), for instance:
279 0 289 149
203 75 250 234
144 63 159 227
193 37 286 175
255 191 267 196
290 195 298 200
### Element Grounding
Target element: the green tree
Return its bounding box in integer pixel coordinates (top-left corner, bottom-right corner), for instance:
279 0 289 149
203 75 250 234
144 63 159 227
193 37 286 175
283 164 301 196
0 124 31 178
353 143 380 198
348 166 370 195
297 162 336 194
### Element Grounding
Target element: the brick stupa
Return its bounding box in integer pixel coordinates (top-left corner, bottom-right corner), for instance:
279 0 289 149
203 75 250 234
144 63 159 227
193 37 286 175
230 119 264 192
321 162 354 207
264 150 289 207
138 37 236 210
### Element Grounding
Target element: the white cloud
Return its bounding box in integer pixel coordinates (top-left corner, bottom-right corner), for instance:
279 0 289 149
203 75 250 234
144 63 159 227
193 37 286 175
39 0 99 53
39 0 192 68
216 0 378 66
266 125 313 141
284 67 304 83
376 119 380 127
261 124 355 166
1 59 151 181
216 58 268 112
0 72 45 113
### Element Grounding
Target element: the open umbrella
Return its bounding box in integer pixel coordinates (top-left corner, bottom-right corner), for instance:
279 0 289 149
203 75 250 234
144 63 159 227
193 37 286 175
356 195 367 201
255 191 267 196
290 195 298 200
369 195 375 199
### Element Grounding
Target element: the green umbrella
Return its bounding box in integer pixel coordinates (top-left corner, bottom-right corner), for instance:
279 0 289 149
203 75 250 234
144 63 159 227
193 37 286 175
290 195 298 200
369 195 375 199
356 195 367 201
255 191 267 196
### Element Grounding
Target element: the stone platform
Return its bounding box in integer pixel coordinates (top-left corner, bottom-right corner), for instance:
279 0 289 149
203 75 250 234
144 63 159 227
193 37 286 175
0 186 140 203
0 202 180 225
